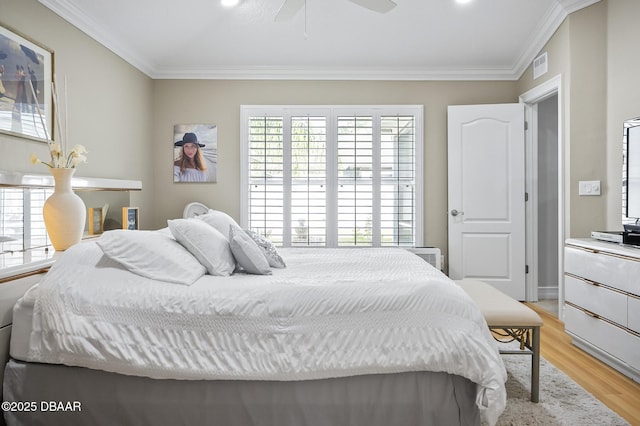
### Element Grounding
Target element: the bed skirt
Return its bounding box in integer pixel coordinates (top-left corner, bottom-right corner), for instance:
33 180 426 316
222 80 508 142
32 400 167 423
3 360 480 426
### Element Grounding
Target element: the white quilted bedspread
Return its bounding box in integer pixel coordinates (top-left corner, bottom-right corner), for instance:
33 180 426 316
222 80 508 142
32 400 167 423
28 242 507 424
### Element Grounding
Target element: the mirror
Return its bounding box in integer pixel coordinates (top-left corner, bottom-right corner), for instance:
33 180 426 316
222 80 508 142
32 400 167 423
623 117 640 227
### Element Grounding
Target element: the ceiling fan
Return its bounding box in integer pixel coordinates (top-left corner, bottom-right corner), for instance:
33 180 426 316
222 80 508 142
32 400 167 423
275 0 397 21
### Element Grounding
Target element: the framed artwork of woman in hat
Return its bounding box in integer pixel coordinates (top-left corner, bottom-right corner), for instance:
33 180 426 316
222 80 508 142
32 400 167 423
173 124 217 183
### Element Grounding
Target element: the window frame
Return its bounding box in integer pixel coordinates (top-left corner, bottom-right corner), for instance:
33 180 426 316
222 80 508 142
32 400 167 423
240 105 424 247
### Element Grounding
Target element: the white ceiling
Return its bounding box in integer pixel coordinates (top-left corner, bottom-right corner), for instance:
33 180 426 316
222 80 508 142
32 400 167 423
38 0 599 80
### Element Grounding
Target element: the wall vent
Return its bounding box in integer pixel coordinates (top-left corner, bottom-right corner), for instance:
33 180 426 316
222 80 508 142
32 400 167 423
407 247 442 271
533 52 548 80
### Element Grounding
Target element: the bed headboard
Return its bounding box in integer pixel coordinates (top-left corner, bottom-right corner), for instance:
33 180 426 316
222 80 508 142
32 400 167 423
182 202 210 219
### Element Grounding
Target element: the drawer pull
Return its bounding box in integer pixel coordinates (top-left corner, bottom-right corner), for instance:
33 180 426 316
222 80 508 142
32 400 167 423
583 309 600 319
583 278 599 287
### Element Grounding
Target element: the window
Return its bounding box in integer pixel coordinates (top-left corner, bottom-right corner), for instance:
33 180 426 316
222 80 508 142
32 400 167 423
241 106 423 247
0 187 52 268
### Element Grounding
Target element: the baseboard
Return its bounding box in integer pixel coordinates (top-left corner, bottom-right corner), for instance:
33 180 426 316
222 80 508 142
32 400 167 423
537 286 558 300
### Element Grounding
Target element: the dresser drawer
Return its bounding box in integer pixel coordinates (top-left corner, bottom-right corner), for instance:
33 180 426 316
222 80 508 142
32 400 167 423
565 246 640 295
565 304 632 365
619 320 640 373
629 295 640 334
565 274 627 326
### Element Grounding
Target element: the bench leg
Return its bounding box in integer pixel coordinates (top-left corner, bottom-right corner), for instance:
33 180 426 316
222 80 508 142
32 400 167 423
531 326 540 403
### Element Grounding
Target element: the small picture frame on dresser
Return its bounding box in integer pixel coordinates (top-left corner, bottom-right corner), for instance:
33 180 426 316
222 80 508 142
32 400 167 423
122 207 139 230
88 207 103 235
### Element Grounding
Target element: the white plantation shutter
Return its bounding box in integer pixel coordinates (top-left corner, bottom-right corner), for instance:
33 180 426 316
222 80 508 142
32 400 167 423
337 115 373 246
28 188 50 250
248 116 284 244
380 115 415 246
0 189 25 261
291 116 327 246
0 187 52 268
241 106 423 248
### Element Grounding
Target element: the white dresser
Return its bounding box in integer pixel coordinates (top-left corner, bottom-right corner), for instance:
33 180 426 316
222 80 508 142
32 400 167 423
564 238 640 383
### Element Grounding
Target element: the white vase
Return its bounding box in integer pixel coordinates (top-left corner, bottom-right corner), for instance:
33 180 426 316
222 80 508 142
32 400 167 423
43 168 86 251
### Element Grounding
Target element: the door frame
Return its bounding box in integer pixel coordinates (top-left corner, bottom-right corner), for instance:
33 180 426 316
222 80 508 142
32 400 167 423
519 74 565 313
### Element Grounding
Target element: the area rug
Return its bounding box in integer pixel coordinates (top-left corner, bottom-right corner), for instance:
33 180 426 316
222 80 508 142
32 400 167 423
497 352 629 425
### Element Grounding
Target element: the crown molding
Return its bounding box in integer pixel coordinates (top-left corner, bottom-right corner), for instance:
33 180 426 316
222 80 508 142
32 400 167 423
557 0 601 14
39 0 601 81
38 0 155 76
150 66 522 81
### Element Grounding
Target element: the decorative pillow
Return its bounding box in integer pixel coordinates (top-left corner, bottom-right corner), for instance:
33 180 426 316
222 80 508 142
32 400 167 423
229 226 272 275
244 229 286 268
195 209 241 241
96 229 205 285
168 219 235 276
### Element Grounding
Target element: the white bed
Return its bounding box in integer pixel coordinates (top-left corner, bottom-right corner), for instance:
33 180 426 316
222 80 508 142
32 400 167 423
4 219 507 426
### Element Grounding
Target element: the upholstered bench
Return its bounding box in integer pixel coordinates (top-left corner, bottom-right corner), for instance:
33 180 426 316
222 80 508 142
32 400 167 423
455 279 543 403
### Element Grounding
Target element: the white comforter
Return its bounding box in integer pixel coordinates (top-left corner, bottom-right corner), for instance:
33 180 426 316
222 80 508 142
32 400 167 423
28 242 507 424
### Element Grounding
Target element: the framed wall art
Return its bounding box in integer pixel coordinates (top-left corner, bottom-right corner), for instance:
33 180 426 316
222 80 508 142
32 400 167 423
173 124 217 183
0 23 53 142
122 207 139 230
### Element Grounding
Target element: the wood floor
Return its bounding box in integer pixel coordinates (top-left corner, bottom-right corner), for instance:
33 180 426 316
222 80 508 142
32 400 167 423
525 303 640 426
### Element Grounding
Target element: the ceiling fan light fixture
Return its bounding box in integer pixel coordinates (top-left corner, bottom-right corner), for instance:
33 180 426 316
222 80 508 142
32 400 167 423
221 0 240 7
275 0 396 22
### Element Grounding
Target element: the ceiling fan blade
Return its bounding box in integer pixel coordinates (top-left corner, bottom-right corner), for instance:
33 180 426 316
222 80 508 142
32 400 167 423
347 0 397 13
275 0 305 21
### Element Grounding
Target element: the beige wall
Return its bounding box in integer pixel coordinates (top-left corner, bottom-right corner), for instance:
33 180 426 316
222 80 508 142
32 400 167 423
0 0 155 225
517 1 608 238
567 2 608 236
151 79 519 253
607 0 640 230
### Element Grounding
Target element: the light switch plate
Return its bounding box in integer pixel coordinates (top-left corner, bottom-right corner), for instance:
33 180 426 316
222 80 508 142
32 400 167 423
578 180 601 196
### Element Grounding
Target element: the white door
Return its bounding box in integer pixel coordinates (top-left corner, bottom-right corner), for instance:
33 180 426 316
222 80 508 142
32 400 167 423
447 104 526 300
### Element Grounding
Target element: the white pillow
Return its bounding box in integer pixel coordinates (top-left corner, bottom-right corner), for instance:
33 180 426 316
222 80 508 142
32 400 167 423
229 226 272 275
155 226 174 238
96 229 205 285
244 229 286 268
195 209 241 241
168 219 235 276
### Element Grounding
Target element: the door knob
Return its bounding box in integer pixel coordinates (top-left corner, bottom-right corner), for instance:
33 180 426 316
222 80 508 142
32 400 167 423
450 209 464 217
